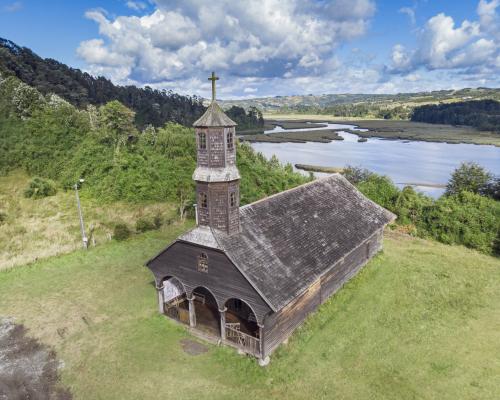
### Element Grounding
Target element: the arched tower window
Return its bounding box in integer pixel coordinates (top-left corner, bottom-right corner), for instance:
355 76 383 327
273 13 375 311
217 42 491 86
230 192 237 207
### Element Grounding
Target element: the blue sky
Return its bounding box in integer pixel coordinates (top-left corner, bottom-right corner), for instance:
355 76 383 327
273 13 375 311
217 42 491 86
1 0 499 99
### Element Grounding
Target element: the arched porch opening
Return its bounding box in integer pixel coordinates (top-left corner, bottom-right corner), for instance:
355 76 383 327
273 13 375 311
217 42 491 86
191 286 220 337
224 298 260 356
161 277 189 325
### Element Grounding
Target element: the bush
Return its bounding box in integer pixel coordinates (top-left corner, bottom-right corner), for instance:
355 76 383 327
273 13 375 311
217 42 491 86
0 211 7 225
153 213 163 229
356 174 400 212
418 191 500 255
23 177 57 199
113 223 131 241
135 217 156 233
445 162 492 196
342 165 374 185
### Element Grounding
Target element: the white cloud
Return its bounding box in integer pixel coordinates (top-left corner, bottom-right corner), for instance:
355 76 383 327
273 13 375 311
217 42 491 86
243 87 258 93
77 0 375 96
399 6 416 25
390 3 500 74
126 1 147 11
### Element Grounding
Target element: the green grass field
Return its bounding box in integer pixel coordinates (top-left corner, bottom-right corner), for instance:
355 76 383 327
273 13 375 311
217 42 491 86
0 225 499 399
0 171 177 269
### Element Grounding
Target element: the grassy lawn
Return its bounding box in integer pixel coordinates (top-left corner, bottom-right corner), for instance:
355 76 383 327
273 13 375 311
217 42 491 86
0 225 499 399
0 171 177 270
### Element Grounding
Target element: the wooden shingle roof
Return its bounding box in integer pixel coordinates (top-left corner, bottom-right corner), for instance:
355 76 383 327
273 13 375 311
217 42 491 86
213 174 396 311
193 101 237 127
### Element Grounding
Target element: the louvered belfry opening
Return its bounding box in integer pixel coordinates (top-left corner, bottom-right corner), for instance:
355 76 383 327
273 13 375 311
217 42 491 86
193 73 240 235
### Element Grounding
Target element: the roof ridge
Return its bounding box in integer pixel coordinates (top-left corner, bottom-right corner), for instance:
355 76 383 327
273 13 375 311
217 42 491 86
240 173 342 210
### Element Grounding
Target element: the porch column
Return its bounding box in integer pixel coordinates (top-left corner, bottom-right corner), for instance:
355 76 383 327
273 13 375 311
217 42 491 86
219 307 227 341
188 296 196 327
258 323 270 366
259 323 264 358
157 284 165 314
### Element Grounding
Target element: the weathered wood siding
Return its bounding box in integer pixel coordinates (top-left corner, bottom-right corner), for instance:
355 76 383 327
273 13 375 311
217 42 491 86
263 278 321 356
148 241 271 324
320 228 383 303
263 229 383 356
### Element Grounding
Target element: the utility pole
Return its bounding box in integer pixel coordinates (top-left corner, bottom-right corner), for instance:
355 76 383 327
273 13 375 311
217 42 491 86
74 179 88 249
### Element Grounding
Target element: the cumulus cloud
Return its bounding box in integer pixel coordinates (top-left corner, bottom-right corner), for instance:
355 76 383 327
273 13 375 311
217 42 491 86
77 0 375 96
390 1 500 75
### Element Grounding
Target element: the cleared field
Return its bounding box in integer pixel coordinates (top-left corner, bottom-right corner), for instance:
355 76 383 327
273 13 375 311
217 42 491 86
0 225 498 399
261 115 500 146
0 171 177 270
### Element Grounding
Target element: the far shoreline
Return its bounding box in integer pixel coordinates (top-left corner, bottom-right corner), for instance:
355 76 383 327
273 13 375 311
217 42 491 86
250 115 500 147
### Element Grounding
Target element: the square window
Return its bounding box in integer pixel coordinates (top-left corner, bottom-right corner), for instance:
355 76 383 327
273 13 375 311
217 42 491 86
198 252 208 273
226 131 233 150
199 132 206 149
200 192 208 208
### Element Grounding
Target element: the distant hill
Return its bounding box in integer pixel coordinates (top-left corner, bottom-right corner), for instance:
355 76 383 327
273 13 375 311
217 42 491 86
412 100 500 132
221 88 500 120
0 37 205 128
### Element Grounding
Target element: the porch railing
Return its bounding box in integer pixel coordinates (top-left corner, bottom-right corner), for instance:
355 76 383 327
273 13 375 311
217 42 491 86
225 323 260 356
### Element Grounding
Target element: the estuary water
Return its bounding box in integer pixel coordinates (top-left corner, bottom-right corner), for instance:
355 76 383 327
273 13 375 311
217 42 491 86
250 122 500 198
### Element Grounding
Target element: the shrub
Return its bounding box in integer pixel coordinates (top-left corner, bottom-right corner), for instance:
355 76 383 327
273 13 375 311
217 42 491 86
153 213 163 229
0 211 7 225
342 165 374 185
113 223 131 241
445 162 492 196
356 174 400 212
135 217 155 233
23 177 57 199
418 191 500 255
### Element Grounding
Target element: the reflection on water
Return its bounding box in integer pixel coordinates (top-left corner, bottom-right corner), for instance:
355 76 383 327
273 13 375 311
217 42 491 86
252 122 500 198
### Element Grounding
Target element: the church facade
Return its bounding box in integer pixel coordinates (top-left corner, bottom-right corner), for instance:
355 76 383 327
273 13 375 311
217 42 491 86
146 73 395 365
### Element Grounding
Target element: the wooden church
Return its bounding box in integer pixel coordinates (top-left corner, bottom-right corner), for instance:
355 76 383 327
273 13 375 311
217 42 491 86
146 73 395 365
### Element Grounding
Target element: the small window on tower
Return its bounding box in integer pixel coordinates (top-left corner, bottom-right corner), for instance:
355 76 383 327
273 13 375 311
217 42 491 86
200 192 208 208
226 131 234 150
230 192 237 207
199 132 206 149
198 252 208 273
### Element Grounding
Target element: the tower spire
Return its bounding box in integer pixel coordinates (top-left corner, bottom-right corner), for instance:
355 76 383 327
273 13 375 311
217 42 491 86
208 71 219 102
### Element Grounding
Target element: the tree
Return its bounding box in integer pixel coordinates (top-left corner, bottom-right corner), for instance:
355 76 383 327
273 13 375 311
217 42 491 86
445 162 492 196
98 101 137 158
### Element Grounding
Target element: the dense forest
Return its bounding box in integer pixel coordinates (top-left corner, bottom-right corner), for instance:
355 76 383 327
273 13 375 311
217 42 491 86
0 75 307 208
0 37 264 132
411 100 500 132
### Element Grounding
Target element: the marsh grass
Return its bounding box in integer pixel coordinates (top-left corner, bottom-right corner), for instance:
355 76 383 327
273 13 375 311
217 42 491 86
0 226 498 399
262 115 500 146
0 170 177 269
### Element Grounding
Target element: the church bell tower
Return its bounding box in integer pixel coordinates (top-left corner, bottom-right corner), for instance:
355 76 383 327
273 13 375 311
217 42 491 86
193 72 240 235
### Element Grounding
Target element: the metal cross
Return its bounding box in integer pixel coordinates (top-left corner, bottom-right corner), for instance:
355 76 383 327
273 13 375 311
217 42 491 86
208 71 219 101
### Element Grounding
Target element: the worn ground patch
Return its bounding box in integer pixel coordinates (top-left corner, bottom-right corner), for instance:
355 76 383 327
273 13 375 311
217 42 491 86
0 318 71 400
180 338 208 356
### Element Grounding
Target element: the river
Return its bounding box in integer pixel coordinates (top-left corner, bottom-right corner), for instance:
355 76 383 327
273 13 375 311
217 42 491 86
250 122 500 198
